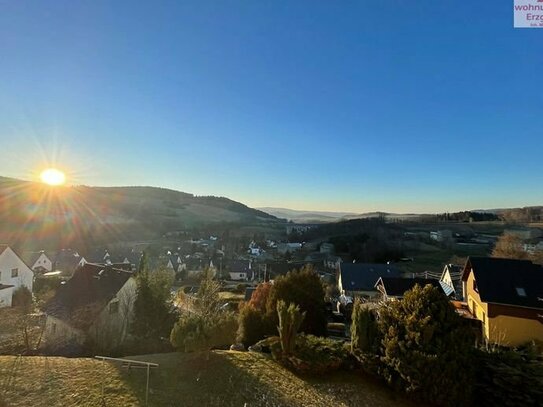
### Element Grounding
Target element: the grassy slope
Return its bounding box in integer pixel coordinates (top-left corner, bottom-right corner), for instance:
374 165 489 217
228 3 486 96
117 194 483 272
0 351 415 407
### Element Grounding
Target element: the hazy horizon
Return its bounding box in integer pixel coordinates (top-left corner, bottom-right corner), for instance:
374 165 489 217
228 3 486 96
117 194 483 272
1 2 542 213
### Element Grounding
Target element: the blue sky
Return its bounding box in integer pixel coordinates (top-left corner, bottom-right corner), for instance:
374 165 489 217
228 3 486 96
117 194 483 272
0 1 541 213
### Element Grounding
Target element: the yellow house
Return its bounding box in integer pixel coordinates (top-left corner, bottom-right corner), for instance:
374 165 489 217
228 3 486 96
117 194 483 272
462 257 543 347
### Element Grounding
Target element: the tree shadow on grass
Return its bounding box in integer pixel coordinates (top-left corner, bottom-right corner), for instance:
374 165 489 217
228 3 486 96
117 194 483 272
112 351 320 407
111 351 420 407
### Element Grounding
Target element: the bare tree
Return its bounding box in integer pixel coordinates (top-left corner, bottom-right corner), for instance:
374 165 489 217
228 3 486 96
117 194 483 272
492 233 528 260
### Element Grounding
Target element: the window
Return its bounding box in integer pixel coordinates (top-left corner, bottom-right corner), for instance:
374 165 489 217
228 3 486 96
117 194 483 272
109 301 119 315
11 268 18 278
472 278 478 293
515 287 526 297
51 323 57 334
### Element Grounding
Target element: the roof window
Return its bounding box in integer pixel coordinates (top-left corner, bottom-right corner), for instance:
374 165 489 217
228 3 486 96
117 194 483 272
515 287 527 297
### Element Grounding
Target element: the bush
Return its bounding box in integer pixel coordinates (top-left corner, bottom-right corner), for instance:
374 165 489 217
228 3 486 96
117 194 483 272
248 282 272 312
473 348 543 406
236 304 274 347
282 335 350 375
378 284 475 406
277 300 305 355
351 300 379 354
171 312 237 352
266 265 327 337
11 286 32 308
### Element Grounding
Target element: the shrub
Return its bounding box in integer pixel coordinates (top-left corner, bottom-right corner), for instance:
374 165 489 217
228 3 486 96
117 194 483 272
378 284 475 406
473 348 543 407
351 299 379 354
170 311 237 352
171 273 238 352
236 304 274 347
277 300 305 355
283 335 350 375
248 282 272 312
266 265 327 337
11 286 32 308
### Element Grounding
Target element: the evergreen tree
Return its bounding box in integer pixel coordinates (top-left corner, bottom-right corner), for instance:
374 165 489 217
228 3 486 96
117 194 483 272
351 299 379 354
266 265 327 337
132 268 176 341
379 284 475 406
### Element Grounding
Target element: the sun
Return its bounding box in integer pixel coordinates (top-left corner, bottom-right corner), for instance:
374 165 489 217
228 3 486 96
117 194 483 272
40 168 66 186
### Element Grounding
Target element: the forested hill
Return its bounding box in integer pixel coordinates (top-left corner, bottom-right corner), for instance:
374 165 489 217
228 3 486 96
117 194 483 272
0 177 277 249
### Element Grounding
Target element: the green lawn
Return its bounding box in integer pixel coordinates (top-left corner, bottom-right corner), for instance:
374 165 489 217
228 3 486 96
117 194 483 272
0 351 416 407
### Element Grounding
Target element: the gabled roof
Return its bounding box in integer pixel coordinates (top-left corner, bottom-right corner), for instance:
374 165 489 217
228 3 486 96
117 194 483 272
375 277 443 297
463 257 543 310
22 250 51 267
44 263 133 330
440 264 464 297
340 263 401 292
0 245 9 256
229 260 251 273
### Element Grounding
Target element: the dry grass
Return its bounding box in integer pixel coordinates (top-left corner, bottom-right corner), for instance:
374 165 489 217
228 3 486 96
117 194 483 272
0 351 415 407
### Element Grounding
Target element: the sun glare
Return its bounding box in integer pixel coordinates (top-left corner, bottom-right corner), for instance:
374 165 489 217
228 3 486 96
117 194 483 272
40 168 66 186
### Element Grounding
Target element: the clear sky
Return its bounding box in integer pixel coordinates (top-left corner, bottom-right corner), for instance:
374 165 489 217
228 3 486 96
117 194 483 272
0 1 541 213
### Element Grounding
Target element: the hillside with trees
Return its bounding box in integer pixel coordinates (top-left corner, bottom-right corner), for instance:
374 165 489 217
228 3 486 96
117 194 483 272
0 176 278 250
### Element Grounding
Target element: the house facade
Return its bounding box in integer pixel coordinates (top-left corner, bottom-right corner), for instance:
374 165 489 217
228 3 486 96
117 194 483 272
439 264 463 299
23 250 53 273
0 245 34 307
228 260 252 281
462 257 543 347
44 263 136 350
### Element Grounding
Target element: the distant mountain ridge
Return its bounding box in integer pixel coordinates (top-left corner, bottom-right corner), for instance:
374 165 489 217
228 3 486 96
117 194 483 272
258 207 420 223
259 206 543 224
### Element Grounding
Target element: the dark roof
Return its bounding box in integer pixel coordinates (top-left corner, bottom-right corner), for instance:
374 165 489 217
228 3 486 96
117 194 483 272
84 248 111 264
463 257 543 310
0 245 9 256
44 263 133 329
53 249 84 272
375 277 443 297
340 263 401 292
229 260 251 273
0 284 14 291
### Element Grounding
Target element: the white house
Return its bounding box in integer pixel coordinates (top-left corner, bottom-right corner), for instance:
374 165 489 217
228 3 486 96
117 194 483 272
228 260 252 281
0 245 34 307
439 264 464 299
23 250 53 273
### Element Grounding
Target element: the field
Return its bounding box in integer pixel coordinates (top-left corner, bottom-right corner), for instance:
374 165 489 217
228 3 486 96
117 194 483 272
0 351 416 407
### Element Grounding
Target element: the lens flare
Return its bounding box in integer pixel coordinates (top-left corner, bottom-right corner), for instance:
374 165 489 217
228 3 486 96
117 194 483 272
40 168 66 186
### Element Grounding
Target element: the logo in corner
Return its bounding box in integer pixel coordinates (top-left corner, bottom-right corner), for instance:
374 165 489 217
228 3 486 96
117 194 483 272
514 0 543 28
